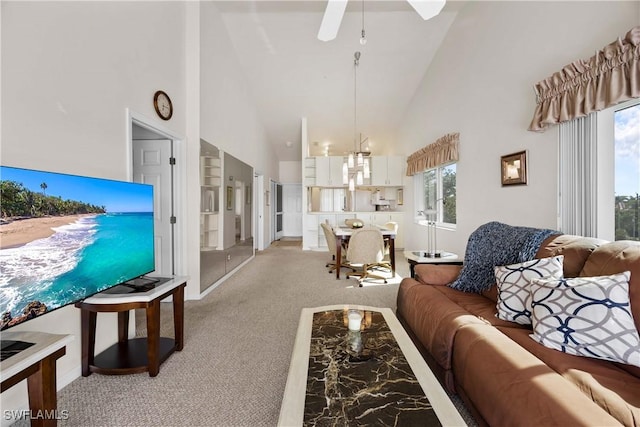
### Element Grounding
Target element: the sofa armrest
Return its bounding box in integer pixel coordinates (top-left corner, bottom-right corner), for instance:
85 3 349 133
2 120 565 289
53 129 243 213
415 264 463 286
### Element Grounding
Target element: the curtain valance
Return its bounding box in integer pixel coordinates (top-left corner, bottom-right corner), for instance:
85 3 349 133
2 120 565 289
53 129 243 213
406 132 459 176
528 26 640 132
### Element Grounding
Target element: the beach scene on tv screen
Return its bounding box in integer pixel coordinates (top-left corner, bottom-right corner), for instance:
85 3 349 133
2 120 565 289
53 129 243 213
0 166 154 330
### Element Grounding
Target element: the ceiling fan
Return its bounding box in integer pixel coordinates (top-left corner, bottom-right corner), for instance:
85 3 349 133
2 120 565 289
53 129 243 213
318 0 446 42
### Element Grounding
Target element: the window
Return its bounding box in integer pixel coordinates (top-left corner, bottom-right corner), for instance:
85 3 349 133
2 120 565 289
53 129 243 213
614 102 640 241
415 162 456 226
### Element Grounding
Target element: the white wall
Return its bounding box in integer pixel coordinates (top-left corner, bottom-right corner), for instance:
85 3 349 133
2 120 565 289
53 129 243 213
397 1 640 256
279 160 302 183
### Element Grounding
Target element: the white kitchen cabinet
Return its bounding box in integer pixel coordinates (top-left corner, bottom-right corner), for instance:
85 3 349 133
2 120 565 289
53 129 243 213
355 213 374 225
315 156 345 187
304 214 318 248
336 213 356 228
371 156 404 186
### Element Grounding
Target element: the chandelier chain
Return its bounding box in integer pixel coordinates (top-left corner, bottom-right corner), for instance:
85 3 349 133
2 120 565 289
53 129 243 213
361 0 365 39
354 53 358 151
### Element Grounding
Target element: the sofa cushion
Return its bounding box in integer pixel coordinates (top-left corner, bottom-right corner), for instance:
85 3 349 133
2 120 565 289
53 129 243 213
499 326 640 425
452 324 623 427
449 221 559 293
396 278 487 370
481 284 499 302
434 285 530 330
580 240 640 333
414 264 462 286
529 272 640 368
494 255 564 325
536 234 606 278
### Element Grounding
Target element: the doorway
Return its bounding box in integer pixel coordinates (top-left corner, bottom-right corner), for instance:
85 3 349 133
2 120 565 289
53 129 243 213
132 136 174 275
128 112 183 278
282 184 302 237
272 181 283 240
235 180 245 242
254 173 264 250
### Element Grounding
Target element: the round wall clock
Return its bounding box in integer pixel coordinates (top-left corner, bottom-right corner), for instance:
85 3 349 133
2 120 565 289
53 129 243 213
153 90 173 120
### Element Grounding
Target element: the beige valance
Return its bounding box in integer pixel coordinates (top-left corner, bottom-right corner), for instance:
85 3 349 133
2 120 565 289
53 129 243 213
529 26 640 132
406 132 459 176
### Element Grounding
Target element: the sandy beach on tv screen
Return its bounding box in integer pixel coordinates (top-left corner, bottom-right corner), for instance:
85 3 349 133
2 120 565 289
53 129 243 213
0 215 86 249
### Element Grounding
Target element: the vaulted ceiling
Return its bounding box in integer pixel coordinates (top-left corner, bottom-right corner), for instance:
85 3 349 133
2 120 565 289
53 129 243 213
216 1 464 161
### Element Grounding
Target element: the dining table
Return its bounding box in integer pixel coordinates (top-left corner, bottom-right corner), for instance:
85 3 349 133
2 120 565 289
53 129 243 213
333 226 396 279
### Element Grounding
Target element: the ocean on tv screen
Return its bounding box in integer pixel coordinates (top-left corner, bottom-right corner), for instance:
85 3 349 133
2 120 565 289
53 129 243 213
0 166 154 330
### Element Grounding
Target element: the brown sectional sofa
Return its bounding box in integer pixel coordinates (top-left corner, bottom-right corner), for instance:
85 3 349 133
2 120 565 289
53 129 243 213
397 234 640 426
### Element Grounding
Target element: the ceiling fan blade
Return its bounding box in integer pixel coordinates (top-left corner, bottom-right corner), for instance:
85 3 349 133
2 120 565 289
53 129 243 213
317 0 348 41
406 0 446 21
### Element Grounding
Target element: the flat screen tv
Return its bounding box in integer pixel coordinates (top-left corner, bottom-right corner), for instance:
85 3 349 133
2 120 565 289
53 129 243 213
0 166 155 331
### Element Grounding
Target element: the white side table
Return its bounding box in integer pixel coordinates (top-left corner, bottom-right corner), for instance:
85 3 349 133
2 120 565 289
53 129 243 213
75 276 187 377
403 251 462 278
1 331 73 426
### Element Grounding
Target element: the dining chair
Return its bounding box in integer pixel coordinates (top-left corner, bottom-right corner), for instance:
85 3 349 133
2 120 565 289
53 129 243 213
383 221 398 233
320 223 354 273
382 221 398 264
345 228 391 286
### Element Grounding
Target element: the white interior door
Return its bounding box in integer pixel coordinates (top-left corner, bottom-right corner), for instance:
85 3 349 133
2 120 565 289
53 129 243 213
132 138 174 276
282 184 302 237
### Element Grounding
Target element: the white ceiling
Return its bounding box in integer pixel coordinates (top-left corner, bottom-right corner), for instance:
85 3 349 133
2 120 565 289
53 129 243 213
215 0 463 161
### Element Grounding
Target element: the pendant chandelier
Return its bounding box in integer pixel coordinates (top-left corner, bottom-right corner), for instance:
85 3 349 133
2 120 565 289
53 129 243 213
343 51 370 191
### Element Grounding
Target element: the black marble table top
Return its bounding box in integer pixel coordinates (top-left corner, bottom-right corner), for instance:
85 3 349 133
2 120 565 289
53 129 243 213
303 309 441 426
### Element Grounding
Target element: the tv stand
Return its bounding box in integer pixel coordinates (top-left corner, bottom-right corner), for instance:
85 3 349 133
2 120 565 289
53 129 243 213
75 276 187 377
101 276 171 294
1 331 73 427
1 339 35 361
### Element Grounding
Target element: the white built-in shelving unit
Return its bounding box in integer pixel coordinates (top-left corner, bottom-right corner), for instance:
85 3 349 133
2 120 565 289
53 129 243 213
200 155 221 250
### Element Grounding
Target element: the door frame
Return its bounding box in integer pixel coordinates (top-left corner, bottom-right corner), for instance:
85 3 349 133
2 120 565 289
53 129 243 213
272 180 283 240
254 173 264 250
126 109 186 278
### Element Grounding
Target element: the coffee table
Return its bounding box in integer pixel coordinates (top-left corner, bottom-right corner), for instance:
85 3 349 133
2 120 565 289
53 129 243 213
278 305 466 426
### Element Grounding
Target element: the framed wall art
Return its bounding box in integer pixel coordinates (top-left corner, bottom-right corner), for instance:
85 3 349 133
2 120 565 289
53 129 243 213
501 150 527 186
226 186 233 210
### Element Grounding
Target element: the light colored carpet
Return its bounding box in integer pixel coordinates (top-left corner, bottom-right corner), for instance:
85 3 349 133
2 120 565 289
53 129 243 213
43 247 474 426
270 239 302 248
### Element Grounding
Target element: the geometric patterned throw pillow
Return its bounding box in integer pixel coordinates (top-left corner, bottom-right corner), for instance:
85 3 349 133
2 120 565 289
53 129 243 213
529 271 640 368
494 256 564 325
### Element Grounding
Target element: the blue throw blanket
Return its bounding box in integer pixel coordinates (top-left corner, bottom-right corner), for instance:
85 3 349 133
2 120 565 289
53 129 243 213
449 221 560 293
